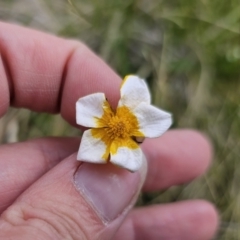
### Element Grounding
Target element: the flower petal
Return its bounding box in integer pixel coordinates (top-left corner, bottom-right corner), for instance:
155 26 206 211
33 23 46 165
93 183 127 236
110 138 143 172
77 129 109 163
133 102 172 138
118 75 151 109
76 93 112 128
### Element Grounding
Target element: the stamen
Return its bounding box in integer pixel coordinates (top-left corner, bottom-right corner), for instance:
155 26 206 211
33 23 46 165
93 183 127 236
106 116 131 139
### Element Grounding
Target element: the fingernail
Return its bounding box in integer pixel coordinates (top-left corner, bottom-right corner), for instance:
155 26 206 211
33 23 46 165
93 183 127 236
74 162 141 223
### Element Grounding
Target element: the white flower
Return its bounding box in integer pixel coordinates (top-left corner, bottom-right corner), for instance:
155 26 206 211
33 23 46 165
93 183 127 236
76 75 172 172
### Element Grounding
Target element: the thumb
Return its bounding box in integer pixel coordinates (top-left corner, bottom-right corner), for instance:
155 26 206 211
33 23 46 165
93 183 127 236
0 153 147 240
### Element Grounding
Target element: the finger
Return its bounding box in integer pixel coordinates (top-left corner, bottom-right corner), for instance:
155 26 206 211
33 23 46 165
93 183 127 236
115 200 219 240
0 137 79 213
0 154 147 240
142 129 213 191
0 22 121 124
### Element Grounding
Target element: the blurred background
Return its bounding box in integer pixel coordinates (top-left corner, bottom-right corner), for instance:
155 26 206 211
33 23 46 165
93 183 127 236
0 0 239 239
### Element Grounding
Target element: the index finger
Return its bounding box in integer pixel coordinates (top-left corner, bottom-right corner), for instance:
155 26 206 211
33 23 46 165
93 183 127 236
0 22 121 125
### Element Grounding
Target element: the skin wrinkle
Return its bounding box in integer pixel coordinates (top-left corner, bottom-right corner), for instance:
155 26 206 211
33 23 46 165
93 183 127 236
15 185 99 239
6 155 104 240
28 39 76 113
0 22 121 121
0 205 62 240
18 67 62 76
18 74 61 94
21 88 59 93
0 191 80 240
0 24 80 114
0 138 79 214
23 205 83 240
40 202 90 240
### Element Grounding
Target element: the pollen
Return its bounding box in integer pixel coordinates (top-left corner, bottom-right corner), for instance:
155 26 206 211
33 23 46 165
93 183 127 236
106 115 131 139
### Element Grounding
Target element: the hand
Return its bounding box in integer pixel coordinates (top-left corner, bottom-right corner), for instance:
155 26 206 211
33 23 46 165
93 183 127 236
0 22 218 240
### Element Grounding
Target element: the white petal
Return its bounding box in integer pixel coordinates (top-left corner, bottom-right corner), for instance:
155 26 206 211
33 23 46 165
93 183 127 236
110 144 143 172
76 93 107 128
134 102 172 138
77 129 108 163
118 75 151 109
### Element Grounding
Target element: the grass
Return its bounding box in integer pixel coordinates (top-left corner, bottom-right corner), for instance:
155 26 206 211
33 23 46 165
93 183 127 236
0 0 240 238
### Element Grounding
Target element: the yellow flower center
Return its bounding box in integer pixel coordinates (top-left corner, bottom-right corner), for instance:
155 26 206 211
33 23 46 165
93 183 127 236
106 116 131 140
92 103 144 160
94 104 144 140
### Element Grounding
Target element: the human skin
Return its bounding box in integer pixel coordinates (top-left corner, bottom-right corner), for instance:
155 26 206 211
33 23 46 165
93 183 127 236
0 22 218 240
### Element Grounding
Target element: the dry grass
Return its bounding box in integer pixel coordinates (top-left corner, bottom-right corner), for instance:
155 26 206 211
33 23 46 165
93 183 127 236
0 0 240 239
